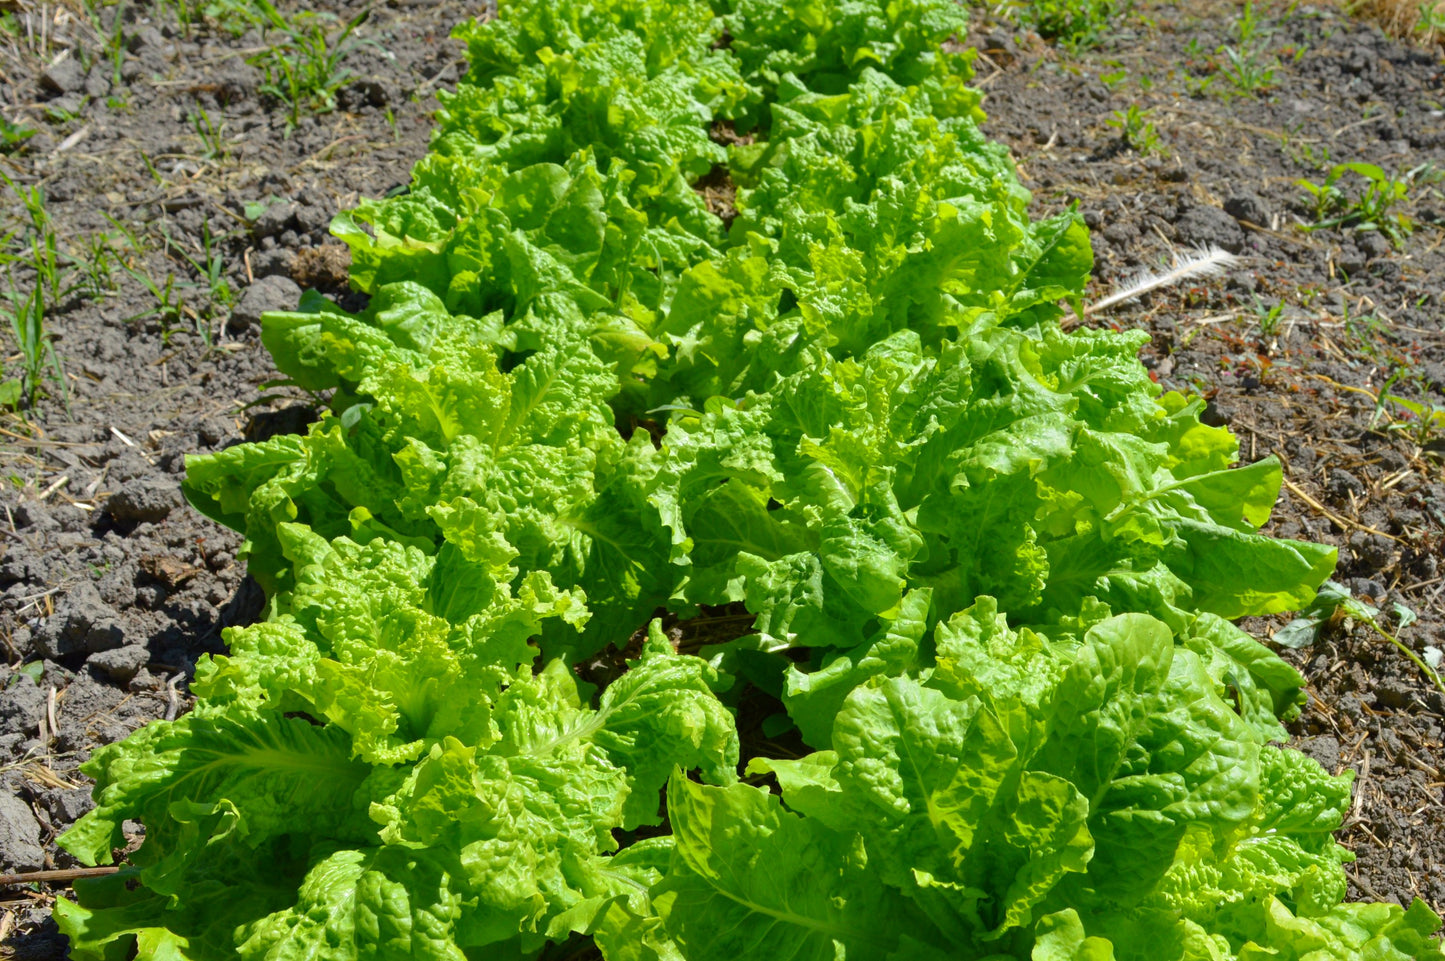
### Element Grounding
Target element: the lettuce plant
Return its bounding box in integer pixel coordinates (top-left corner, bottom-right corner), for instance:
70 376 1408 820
55 0 1445 958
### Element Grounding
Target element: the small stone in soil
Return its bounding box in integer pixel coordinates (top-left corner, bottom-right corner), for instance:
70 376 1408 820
292 245 351 290
293 202 334 235
244 405 318 443
1295 734 1341 772
1349 577 1390 603
1337 243 1368 276
251 247 296 279
1348 531 1397 573
0 793 46 872
1373 678 1416 710
1327 469 1365 499
1223 193 1270 226
0 674 46 734
338 78 390 110
107 478 184 525
1376 448 1408 472
41 787 94 825
1175 204 1246 254
1420 361 1445 395
1357 232 1392 260
47 94 85 116
229 275 301 332
253 201 297 240
87 644 152 684
32 579 125 659
12 500 59 532
41 57 87 95
126 25 166 54
85 65 111 100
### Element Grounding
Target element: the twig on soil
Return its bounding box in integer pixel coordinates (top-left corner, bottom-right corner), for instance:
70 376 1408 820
1237 218 1321 250
1348 869 1387 901
35 474 67 500
18 759 81 791
45 685 57 749
1351 750 1373 824
1332 114 1394 139
1402 752 1442 778
1184 310 1248 326
165 673 185 722
1280 476 1403 543
51 124 89 155
0 867 120 888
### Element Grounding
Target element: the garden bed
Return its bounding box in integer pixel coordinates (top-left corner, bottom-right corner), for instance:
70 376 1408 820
0 0 1442 956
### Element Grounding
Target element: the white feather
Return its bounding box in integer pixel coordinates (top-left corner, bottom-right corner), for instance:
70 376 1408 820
1084 245 1239 316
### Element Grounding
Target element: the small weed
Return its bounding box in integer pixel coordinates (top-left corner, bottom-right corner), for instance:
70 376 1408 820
108 214 229 349
70 231 120 301
1217 43 1277 93
1382 393 1445 448
1214 0 1281 96
1099 63 1128 88
0 179 71 414
10 178 66 305
1416 0 1445 41
1014 0 1128 49
121 265 190 335
1251 295 1285 336
188 102 232 162
1 115 36 152
1277 582 1444 697
181 225 234 349
198 0 274 36
1298 162 1420 247
1106 104 1165 156
247 2 372 134
107 216 189 337
1235 0 1269 46
83 0 130 88
44 104 84 125
1367 367 1408 429
1339 301 1391 359
1281 129 1332 170
0 286 64 410
139 151 169 187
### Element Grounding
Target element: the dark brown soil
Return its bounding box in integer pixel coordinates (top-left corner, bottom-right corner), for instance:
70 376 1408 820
0 0 1442 954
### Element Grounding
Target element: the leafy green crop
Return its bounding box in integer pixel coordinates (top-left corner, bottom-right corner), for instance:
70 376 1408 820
55 0 1445 958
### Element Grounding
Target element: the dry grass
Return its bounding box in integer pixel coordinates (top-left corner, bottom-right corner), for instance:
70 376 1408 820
1347 0 1445 44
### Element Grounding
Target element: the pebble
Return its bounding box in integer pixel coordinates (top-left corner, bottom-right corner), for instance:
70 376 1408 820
229 275 301 332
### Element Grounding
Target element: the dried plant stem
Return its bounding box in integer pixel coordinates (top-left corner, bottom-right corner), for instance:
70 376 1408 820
0 867 120 887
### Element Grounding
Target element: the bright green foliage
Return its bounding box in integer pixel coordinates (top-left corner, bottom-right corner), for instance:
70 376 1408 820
57 0 1444 958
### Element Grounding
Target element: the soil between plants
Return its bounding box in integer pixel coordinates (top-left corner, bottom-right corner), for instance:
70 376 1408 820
0 0 1442 955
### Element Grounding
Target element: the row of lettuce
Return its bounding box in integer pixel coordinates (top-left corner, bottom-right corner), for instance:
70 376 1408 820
56 0 1444 959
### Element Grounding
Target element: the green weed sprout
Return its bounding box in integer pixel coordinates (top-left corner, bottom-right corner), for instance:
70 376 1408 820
1106 104 1165 155
246 1 371 134
1297 162 1419 247
1277 581 1445 698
